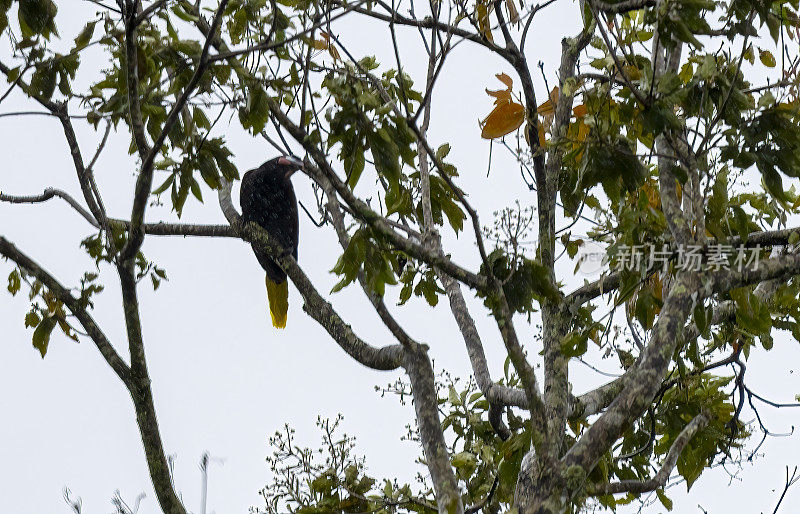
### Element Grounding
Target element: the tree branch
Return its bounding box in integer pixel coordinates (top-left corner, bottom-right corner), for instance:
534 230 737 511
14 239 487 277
0 61 105 225
0 188 236 237
120 0 229 262
585 411 709 495
403 345 465 514
217 180 405 370
0 236 131 384
116 259 187 514
593 0 656 14
1 188 99 228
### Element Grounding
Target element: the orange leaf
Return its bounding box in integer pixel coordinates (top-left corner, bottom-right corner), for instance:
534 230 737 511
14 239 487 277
572 103 588 118
486 88 512 105
538 123 546 147
537 86 559 117
496 72 514 89
481 101 525 139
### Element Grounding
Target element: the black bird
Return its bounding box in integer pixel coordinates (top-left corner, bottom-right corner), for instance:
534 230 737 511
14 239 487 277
240 155 303 328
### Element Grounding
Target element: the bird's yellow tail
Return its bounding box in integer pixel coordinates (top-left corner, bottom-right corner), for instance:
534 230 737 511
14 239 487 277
265 276 289 328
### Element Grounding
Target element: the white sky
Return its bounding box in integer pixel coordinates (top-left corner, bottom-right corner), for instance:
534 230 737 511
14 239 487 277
2 2 800 513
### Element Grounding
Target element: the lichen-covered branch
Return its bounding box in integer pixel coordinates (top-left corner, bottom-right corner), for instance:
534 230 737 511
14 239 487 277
403 345 465 514
116 261 187 514
556 273 699 506
538 24 594 462
593 0 656 14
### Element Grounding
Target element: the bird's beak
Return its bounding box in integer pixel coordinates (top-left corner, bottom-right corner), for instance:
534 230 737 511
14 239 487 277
278 155 304 178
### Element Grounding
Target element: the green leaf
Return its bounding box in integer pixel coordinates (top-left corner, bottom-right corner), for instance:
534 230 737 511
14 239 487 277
18 0 58 38
759 49 776 68
239 86 270 134
30 64 57 99
448 385 462 406
693 302 710 338
7 269 21 295
330 228 368 293
25 311 41 328
193 107 211 130
451 451 478 478
560 331 588 358
32 316 57 358
762 167 786 202
367 127 401 185
74 20 97 49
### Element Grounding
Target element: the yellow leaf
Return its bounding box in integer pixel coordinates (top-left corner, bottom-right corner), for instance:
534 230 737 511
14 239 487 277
481 101 525 139
311 39 328 50
641 180 661 210
328 44 341 61
538 122 546 147
485 74 515 105
476 0 493 42
759 49 776 68
620 64 641 81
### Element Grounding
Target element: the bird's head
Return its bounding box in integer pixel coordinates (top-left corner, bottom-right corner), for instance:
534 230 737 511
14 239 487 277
275 155 304 179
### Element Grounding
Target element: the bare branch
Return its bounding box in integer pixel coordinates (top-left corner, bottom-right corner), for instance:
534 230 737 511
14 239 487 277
134 0 169 26
329 0 512 58
564 226 800 307
1 188 99 228
116 261 187 514
0 188 235 237
593 0 656 14
403 346 465 514
208 0 373 62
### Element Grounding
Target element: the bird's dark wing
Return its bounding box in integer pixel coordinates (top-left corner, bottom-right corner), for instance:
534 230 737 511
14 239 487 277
240 164 299 282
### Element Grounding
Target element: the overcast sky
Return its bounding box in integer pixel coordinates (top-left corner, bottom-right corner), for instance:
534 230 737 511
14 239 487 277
2 2 800 513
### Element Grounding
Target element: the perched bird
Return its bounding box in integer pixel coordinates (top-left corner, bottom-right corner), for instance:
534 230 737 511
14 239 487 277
240 155 303 328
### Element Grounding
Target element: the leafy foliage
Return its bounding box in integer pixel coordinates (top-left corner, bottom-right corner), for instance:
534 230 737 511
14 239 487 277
2 0 800 511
